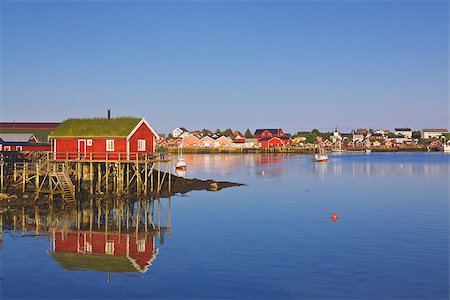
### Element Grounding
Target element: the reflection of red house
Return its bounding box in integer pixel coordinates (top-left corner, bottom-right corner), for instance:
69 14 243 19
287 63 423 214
259 137 292 148
50 117 159 160
51 231 158 273
254 129 284 140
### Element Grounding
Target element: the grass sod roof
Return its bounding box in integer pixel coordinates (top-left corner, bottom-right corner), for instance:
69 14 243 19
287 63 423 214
50 117 141 137
50 252 138 272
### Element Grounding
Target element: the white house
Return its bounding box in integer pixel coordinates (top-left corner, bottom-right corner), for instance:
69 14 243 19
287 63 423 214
394 128 412 139
421 129 448 139
172 127 188 138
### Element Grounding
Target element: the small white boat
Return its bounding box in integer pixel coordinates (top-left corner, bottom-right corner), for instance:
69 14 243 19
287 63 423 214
175 144 187 170
365 149 372 153
315 154 328 162
175 157 186 170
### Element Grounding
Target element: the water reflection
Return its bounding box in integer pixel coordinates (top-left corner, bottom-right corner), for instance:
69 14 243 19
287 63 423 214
176 153 449 178
0 197 171 276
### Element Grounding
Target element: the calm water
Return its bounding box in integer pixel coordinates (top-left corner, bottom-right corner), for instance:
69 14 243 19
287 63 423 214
1 152 449 299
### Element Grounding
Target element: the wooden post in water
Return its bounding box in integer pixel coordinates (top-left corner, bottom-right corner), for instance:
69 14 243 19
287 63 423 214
0 160 4 192
22 207 26 235
97 163 102 194
90 153 93 195
168 161 171 194
97 199 101 230
106 155 109 194
35 163 40 197
157 160 161 194
22 163 26 192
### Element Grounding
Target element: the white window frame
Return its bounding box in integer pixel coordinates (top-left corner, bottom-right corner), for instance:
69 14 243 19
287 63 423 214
105 241 115 255
137 139 146 151
106 140 114 152
16 146 23 151
87 139 92 146
137 240 146 252
3 146 10 151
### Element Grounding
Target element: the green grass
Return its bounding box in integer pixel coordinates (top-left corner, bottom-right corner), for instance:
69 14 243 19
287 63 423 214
0 129 52 142
50 117 141 137
50 252 138 272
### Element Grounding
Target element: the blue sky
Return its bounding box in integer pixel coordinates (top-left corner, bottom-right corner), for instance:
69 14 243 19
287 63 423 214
1 1 448 134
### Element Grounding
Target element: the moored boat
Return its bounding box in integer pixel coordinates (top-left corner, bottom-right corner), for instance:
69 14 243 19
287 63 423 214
175 144 187 170
315 154 328 162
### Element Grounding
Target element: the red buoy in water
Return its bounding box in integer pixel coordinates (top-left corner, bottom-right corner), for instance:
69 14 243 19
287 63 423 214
331 213 339 222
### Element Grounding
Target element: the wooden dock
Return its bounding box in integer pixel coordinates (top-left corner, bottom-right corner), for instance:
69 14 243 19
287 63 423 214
0 151 173 204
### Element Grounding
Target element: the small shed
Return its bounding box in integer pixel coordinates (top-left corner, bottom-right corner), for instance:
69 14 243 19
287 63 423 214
49 117 159 160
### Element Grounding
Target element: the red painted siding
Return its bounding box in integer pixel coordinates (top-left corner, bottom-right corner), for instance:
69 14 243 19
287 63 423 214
129 122 156 153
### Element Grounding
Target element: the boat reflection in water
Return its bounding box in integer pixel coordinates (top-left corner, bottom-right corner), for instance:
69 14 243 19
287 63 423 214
0 196 171 277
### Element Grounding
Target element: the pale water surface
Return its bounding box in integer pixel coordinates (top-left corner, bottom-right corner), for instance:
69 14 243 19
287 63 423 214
1 152 449 299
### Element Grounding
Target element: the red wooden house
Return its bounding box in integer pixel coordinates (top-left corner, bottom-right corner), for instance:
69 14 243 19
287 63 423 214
259 137 292 148
50 230 158 273
49 117 159 160
254 129 285 140
233 131 246 143
0 133 51 152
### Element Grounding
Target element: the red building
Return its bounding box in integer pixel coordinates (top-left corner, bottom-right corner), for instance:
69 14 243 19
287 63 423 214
259 137 292 148
50 230 158 273
233 131 246 143
0 133 51 152
254 129 285 140
49 117 159 160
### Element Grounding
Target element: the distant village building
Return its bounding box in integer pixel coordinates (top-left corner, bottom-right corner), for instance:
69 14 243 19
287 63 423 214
394 128 412 139
172 127 188 138
352 134 364 143
258 137 292 148
421 129 448 139
233 131 246 143
0 122 61 142
214 136 233 148
254 129 285 140
0 133 51 152
50 117 159 160
179 134 200 147
356 128 368 136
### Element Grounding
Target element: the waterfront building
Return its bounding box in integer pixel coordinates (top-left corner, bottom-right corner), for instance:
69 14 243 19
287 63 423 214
0 133 51 152
421 128 448 139
0 121 60 142
179 134 200 147
254 129 285 140
258 137 292 148
172 127 188 138
214 136 233 148
50 117 159 160
233 131 246 143
394 128 412 138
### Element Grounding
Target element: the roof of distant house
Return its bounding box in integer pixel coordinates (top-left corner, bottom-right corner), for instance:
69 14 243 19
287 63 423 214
422 128 448 132
0 133 37 143
395 128 412 131
50 117 142 137
0 122 60 130
254 129 283 135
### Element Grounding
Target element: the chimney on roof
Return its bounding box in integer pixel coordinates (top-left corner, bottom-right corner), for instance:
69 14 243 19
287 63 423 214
107 108 111 119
